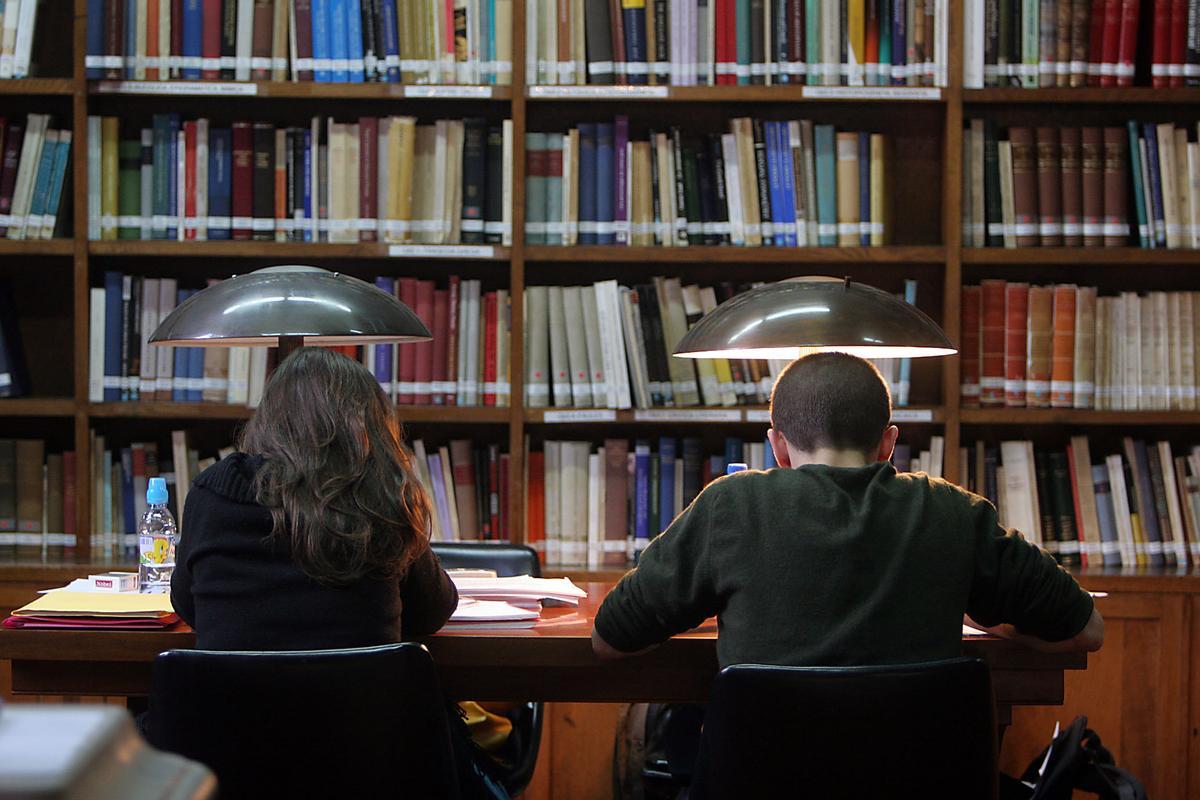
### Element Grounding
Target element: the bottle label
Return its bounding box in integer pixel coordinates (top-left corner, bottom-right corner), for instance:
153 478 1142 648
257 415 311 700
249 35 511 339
139 534 176 568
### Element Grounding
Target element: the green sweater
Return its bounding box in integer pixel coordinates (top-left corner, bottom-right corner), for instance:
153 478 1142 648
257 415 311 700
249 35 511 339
595 462 1094 668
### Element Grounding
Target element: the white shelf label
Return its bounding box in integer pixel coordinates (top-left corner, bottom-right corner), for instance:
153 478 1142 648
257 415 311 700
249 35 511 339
95 80 259 96
801 86 941 100
633 409 743 422
404 85 494 98
891 408 935 422
387 244 495 259
744 409 771 423
542 409 617 423
528 85 669 99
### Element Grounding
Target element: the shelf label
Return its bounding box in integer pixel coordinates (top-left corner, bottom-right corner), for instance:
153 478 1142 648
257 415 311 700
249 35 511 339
95 80 259 96
528 85 669 99
744 409 771 423
633 409 743 422
891 408 934 422
387 244 495 259
542 409 617 423
801 86 941 100
404 85 493 98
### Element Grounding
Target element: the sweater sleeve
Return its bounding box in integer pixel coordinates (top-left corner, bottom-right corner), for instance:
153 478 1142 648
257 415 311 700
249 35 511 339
169 486 202 627
594 488 718 653
398 542 458 638
963 492 1094 642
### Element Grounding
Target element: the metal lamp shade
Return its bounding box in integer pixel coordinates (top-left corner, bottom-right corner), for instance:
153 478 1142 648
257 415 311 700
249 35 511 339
674 278 956 360
149 265 432 347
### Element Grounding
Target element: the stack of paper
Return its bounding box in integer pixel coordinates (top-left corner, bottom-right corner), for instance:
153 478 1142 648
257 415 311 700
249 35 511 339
3 591 178 630
449 575 587 606
446 598 541 631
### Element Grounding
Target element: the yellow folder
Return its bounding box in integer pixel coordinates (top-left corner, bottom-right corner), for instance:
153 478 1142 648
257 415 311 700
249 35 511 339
13 591 175 618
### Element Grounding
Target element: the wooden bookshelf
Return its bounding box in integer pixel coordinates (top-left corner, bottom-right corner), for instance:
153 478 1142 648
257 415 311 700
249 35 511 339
87 241 512 260
525 245 947 264
89 81 514 101
960 409 1200 426
0 240 74 256
962 248 1200 265
0 398 76 417
962 87 1200 104
0 78 75 95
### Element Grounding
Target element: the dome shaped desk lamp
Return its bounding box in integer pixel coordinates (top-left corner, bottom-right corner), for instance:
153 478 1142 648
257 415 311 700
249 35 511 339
149 265 431 361
673 277 956 361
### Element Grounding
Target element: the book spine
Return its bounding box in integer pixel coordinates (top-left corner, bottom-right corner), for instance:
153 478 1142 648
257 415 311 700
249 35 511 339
1009 127 1039 247
980 279 1006 406
1035 126 1063 246
1004 282 1029 407
231 121 253 240
596 123 616 244
960 285 982 406
1102 125 1129 246
1050 283 1077 407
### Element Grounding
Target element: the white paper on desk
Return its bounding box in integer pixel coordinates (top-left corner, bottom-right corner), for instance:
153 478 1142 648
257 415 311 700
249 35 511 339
962 624 989 636
37 579 107 594
449 598 541 623
450 575 587 604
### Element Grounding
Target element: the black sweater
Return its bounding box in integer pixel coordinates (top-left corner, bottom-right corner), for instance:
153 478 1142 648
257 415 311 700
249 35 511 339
596 462 1094 668
170 453 458 651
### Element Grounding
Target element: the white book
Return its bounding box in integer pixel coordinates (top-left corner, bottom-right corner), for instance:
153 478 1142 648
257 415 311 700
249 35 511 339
1106 454 1138 567
620 287 652 409
1158 441 1189 567
436 446 460 540
0 0 20 79
594 280 632 409
466 280 482 405
138 278 160 395
247 346 268 407
681 284 721 406
962 0 983 87
525 285 551 407
11 0 36 78
721 133 745 245
226 347 250 405
411 440 441 541
195 118 208 240
579 285 607 407
153 278 177 397
544 440 562 567
87 288 106 403
502 119 514 245
558 442 582 565
562 286 593 407
587 449 604 569
525 0 538 85
8 113 47 240
999 441 1039 546
547 286 572 407
1188 141 1200 249
234 0 253 80
929 435 945 479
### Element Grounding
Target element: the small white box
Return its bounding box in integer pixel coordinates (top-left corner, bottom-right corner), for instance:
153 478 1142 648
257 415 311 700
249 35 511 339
87 572 139 593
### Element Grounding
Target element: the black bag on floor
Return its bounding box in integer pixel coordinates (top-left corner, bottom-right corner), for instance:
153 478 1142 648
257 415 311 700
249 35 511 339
1001 715 1146 800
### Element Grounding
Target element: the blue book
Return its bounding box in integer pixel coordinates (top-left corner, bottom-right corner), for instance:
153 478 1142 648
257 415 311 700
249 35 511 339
208 127 232 240
723 437 744 473
41 137 73 238
86 0 104 78
173 289 193 401
736 0 751 85
303 130 313 241
373 277 395 393
1142 124 1166 247
658 437 676 532
859 132 871 246
634 440 651 554
776 122 798 246
897 279 917 406
125 0 137 78
102 272 123 402
890 0 906 85
312 0 333 82
814 125 837 246
181 0 203 79
25 134 60 233
578 123 598 245
764 122 787 247
121 448 135 545
151 115 171 239
763 436 777 469
487 0 497 83
1091 463 1123 568
379 0 400 82
345 0 364 82
166 115 181 239
328 0 350 82
878 0 893 85
595 123 615 245
622 2 648 85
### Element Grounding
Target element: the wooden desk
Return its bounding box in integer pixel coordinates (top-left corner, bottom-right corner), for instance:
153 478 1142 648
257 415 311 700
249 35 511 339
0 582 1085 724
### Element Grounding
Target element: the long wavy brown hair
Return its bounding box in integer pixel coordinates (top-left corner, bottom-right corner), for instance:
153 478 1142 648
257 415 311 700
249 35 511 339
239 347 430 585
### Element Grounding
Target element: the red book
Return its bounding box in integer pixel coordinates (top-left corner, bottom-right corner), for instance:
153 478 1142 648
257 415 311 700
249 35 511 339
526 450 545 560
1050 284 1078 408
980 279 1006 407
1099 0 1122 86
183 121 198 241
1087 0 1107 85
726 0 738 86
231 122 253 240
960 286 982 408
1004 283 1030 408
171 0 184 78
358 117 377 242
1026 285 1054 408
63 451 76 558
1116 0 1142 86
413 280 434 405
1065 443 1089 568
498 452 510 540
610 0 627 85
787 0 804 80
483 292 497 407
396 277 417 404
202 0 221 80
715 0 731 84
1152 0 1171 86
292 0 314 80
431 289 449 406
146 0 160 80
1169 0 1186 86
865 1 879 79
446 275 460 405
251 0 274 80
104 0 125 79
1009 127 1040 247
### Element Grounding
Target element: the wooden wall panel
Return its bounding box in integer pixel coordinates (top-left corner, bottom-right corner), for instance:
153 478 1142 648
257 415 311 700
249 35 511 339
518 703 622 800
1189 596 1200 800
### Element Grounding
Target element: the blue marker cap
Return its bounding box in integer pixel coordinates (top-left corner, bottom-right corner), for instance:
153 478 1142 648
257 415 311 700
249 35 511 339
726 462 748 475
146 477 169 505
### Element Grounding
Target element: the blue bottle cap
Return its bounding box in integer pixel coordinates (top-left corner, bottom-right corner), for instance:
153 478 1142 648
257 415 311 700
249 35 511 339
147 477 169 505
726 462 748 475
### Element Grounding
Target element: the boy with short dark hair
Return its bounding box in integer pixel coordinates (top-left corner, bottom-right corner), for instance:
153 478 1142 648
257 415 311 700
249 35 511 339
592 352 1103 665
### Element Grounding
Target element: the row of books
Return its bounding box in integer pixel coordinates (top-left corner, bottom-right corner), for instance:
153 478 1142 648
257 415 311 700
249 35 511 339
89 114 513 244
968 436 1200 570
0 115 73 241
961 283 1200 412
410 439 510 542
0 0 37 79
89 272 509 408
893 435 945 477
526 0 947 87
526 433 934 568
965 120 1200 250
525 278 919 410
0 440 76 561
964 0 1200 88
86 0 513 84
526 118 891 248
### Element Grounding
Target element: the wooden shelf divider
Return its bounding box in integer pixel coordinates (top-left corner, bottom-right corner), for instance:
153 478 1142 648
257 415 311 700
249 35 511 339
963 248 1200 265
961 409 1200 426
87 241 512 260
526 245 946 263
0 78 76 95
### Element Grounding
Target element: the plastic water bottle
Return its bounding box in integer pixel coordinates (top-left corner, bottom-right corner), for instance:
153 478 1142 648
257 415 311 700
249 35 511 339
138 477 177 593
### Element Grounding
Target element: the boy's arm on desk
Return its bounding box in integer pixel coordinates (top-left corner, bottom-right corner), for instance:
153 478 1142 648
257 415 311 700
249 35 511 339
963 607 1105 654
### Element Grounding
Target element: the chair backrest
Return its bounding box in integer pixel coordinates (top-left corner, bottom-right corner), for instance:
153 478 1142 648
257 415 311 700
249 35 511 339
691 656 998 800
147 643 460 800
432 541 542 578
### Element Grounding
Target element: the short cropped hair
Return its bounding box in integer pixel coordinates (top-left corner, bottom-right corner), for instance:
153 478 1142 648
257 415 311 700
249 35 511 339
769 353 892 456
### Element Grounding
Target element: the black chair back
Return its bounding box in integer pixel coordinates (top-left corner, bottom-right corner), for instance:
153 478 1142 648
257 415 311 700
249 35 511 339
691 656 998 800
147 643 459 799
432 541 542 577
